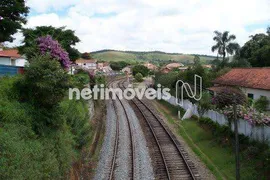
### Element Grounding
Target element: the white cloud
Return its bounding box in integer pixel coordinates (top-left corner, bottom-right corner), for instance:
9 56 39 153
7 0 270 55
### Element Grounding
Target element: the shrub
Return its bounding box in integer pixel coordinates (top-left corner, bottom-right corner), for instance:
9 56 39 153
254 96 269 112
197 92 213 117
132 65 149 77
110 61 130 71
134 73 143 82
70 72 89 90
0 76 91 179
19 55 69 108
60 99 91 150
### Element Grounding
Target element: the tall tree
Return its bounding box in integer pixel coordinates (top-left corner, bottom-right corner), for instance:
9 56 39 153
239 27 270 67
211 31 240 66
193 55 200 66
0 0 29 42
19 26 80 61
81 52 91 59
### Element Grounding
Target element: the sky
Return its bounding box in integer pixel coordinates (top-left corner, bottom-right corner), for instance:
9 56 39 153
6 0 270 55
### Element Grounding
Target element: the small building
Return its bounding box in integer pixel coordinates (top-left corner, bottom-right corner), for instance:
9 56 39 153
143 62 157 71
178 67 188 72
210 68 270 109
97 62 112 74
0 49 27 66
203 64 212 69
76 58 97 70
160 67 171 73
166 62 184 69
160 62 185 73
121 66 132 74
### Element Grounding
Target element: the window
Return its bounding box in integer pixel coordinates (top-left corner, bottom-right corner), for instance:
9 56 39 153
248 93 254 99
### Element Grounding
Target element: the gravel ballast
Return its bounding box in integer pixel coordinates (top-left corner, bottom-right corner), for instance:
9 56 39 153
94 100 116 180
94 80 154 180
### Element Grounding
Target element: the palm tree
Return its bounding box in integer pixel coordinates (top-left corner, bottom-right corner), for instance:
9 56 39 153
211 31 240 65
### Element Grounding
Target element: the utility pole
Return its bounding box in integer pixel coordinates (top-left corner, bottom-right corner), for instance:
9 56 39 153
233 94 240 180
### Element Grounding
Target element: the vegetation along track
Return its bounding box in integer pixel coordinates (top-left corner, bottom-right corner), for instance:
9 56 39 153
107 80 135 180
119 80 200 180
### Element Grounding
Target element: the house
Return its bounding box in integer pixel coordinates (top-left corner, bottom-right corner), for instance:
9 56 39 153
160 67 171 74
97 62 112 74
0 49 27 67
178 67 189 72
166 62 184 69
76 58 97 70
143 62 157 71
203 64 212 69
160 62 185 73
121 66 132 74
210 68 270 108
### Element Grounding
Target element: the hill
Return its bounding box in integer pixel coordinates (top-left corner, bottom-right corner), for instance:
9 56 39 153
91 50 216 65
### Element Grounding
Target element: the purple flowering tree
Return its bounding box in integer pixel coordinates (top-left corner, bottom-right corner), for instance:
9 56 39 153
37 35 71 69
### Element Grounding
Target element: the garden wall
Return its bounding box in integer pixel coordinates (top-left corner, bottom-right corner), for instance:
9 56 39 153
165 95 270 145
0 64 24 76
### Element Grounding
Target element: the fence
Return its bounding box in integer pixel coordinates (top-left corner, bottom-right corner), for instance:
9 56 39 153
165 95 270 145
0 64 24 76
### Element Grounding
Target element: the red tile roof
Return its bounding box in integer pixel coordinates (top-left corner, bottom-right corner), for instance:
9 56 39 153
213 68 270 90
166 62 184 69
0 49 22 58
208 86 241 94
76 58 97 63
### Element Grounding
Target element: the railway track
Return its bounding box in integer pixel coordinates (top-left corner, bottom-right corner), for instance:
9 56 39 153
107 80 135 180
118 80 199 180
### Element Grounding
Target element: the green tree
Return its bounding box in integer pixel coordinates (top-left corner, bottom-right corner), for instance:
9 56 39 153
19 55 69 109
198 92 213 117
240 28 270 67
110 61 129 71
134 73 143 82
230 56 251 68
193 55 200 66
132 65 149 77
19 26 80 61
81 52 91 59
254 96 269 112
0 0 29 42
211 31 240 67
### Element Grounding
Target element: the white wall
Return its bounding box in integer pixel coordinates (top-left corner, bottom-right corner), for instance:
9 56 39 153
241 87 270 109
0 57 11 65
78 63 97 69
15 58 28 67
164 95 270 145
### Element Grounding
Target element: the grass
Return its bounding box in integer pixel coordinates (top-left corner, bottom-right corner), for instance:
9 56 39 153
91 50 215 64
154 100 262 180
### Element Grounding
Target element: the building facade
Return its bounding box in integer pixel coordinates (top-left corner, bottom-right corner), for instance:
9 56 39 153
211 68 270 109
0 49 27 67
76 59 97 70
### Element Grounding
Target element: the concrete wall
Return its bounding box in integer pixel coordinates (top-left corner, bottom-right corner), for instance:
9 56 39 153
0 57 11 65
165 95 270 145
241 87 270 109
15 58 28 67
77 62 97 70
0 64 24 76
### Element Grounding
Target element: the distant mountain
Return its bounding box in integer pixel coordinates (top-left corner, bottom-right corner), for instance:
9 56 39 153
91 49 215 65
